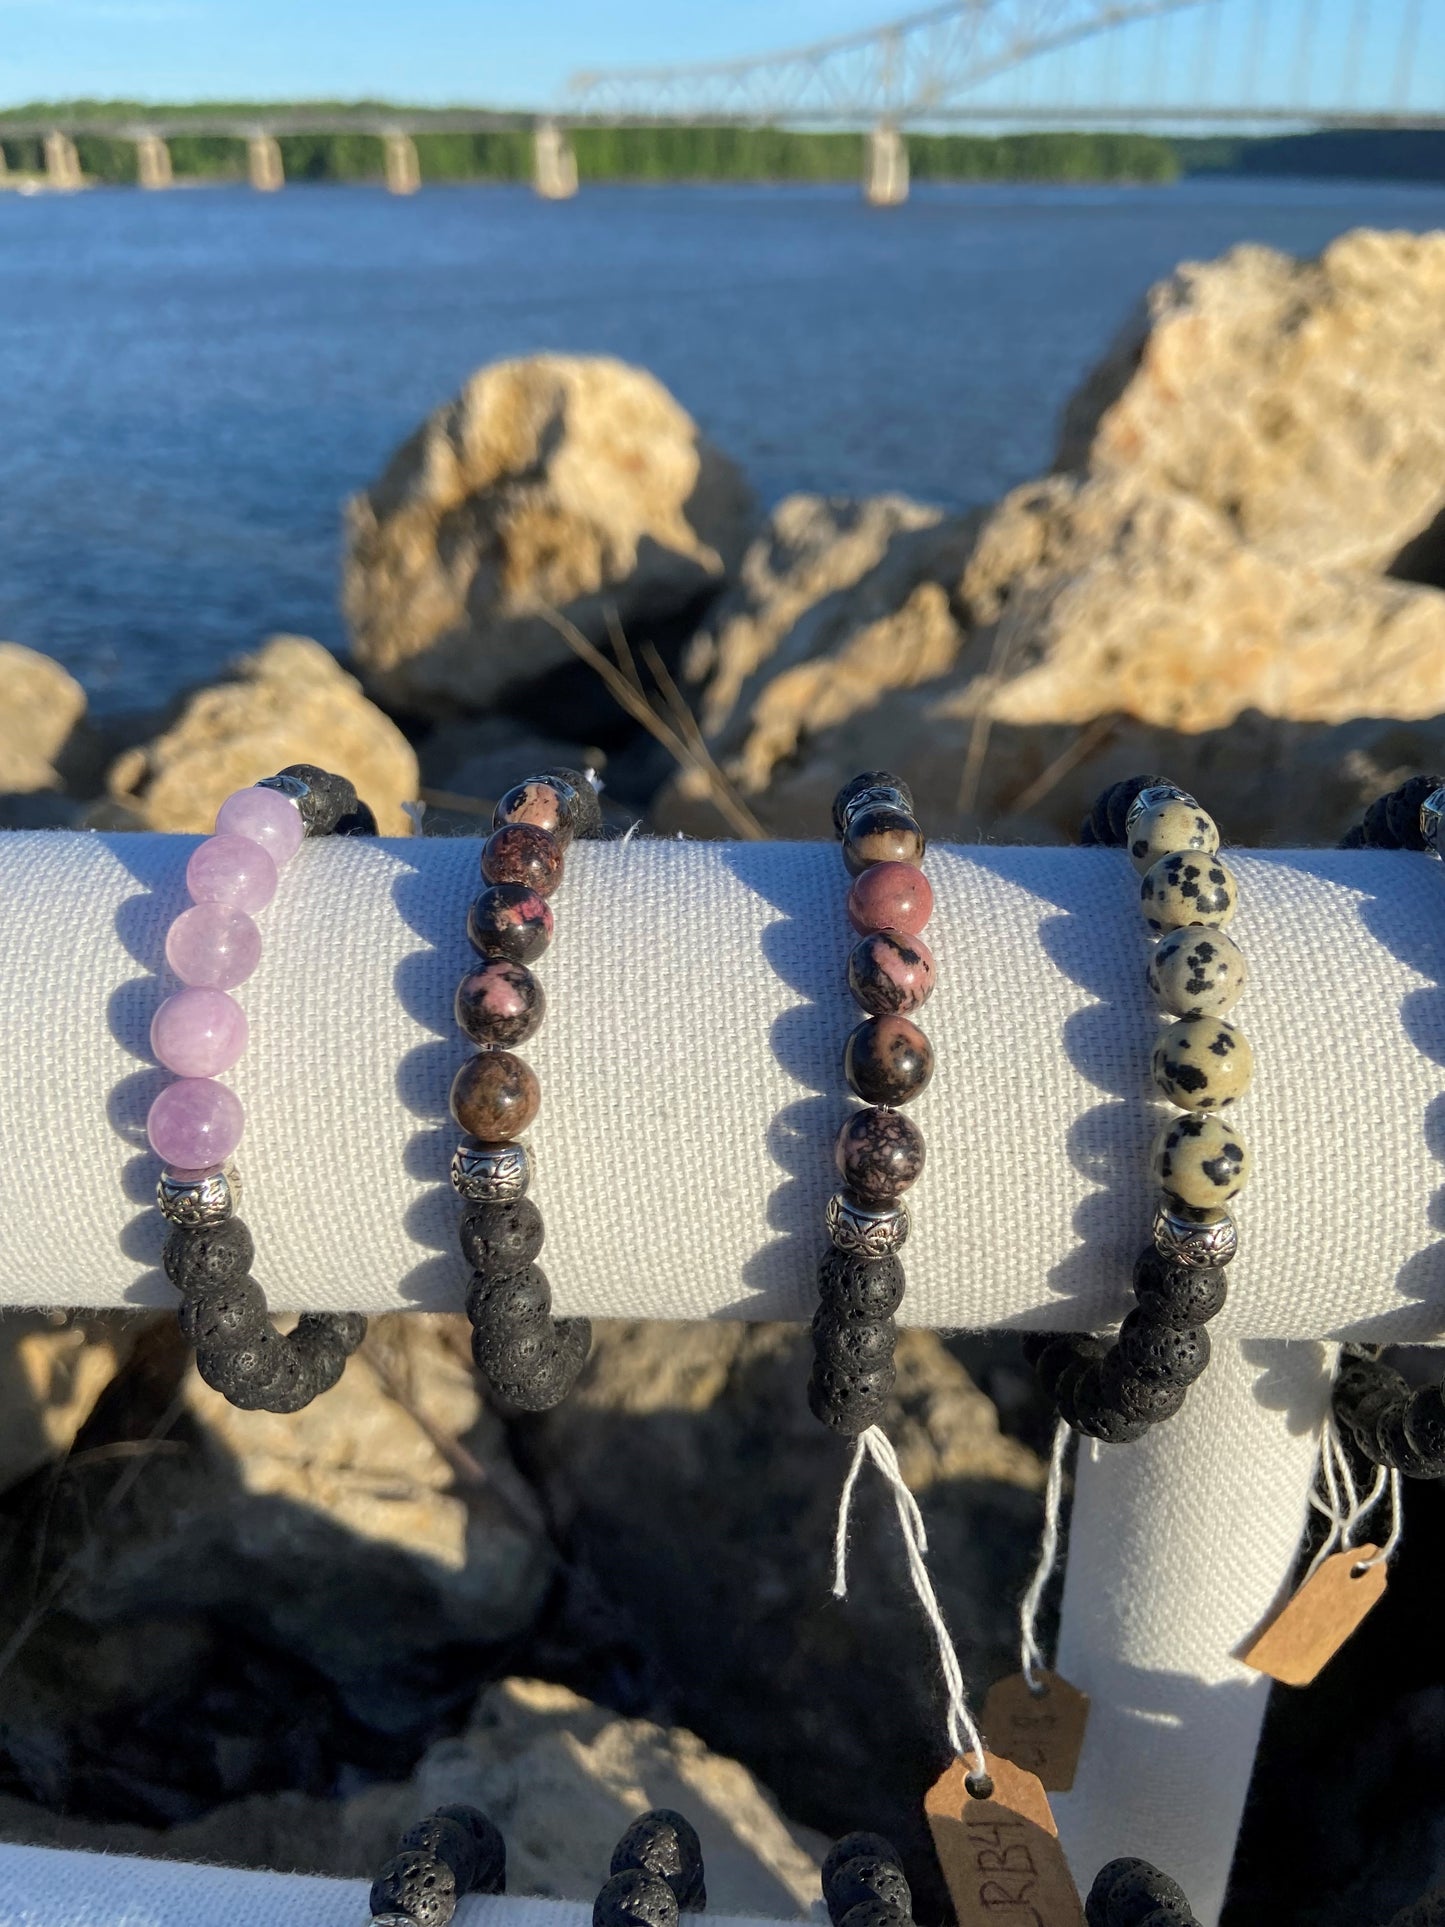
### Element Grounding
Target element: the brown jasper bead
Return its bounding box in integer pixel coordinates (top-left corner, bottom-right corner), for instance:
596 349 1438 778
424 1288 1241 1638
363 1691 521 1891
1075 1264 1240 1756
450 1050 541 1141
468 884 554 964
455 959 547 1049
842 805 926 877
845 1015 934 1106
835 1106 926 1202
493 775 579 848
847 929 936 1016
481 823 564 898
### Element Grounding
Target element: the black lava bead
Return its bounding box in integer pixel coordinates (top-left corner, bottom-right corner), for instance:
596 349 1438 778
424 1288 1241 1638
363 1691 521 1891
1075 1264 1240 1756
488 1317 593 1412
472 1311 557 1380
371 1850 458 1927
1386 774 1444 851
455 959 547 1049
467 1262 552 1330
163 1217 255 1294
1131 1250 1228 1329
595 1871 680 1927
821 1834 904 1892
544 766 604 840
812 1311 898 1373
176 1274 268 1347
1099 1354 1187 1424
1034 1334 1102 1403
334 799 378 837
1106 775 1171 846
433 1804 506 1894
844 1016 934 1107
1404 1384 1445 1464
1070 1365 1150 1443
278 762 356 835
826 1855 912 1927
1116 1310 1210 1386
196 1326 288 1409
816 1249 907 1321
611 1809 705 1909
461 1200 546 1276
1099 1861 1194 1927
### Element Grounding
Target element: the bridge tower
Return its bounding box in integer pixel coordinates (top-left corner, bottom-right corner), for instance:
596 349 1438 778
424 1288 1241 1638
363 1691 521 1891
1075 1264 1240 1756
863 122 908 206
383 131 421 195
533 118 578 199
247 133 284 192
135 133 173 190
43 132 83 191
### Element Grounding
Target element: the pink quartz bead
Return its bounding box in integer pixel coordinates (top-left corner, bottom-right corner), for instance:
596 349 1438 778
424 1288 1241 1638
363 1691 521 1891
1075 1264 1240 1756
215 784 305 865
165 901 262 990
147 1077 245 1167
151 987 249 1077
186 833 278 915
847 861 934 938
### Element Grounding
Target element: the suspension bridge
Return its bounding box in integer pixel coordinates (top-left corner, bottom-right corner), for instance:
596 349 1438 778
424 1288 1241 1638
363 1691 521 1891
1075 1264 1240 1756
6 0 1438 203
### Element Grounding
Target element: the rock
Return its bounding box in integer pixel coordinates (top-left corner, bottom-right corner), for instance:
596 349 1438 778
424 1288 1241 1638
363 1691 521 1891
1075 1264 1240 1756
0 1313 135 1495
104 635 419 836
342 356 755 716
1058 228 1445 577
518 1321 1044 1908
0 642 86 798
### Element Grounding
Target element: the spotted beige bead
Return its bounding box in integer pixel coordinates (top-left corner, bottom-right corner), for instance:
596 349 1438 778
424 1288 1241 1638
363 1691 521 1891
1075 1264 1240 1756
1153 1112 1251 1208
1147 925 1248 1020
1152 1016 1253 1110
1128 796 1220 875
1140 851 1237 935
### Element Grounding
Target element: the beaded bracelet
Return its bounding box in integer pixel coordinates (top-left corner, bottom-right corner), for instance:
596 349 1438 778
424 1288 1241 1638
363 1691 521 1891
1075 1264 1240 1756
449 767 600 1411
368 1802 506 1925
1026 775 1250 1442
1331 774 1445 1478
822 1830 917 1927
807 770 935 1437
149 766 372 1412
594 1809 707 1926
1085 1856 1202 1926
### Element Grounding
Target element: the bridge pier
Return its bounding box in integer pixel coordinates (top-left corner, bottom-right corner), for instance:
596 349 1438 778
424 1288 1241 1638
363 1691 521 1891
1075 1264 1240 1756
247 133 284 192
43 132 83 192
533 119 578 200
863 122 908 205
383 131 420 195
135 133 173 190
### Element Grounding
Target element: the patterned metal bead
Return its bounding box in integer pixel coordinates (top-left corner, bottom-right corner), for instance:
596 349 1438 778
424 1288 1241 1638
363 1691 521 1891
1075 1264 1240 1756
839 785 911 835
825 1191 910 1257
1123 783 1196 842
156 1158 242 1226
255 771 311 811
1420 785 1445 857
451 1139 531 1203
1152 1198 1238 1268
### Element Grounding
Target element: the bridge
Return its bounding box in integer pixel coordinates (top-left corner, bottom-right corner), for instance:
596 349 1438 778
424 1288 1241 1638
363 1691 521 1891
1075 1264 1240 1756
5 0 1438 204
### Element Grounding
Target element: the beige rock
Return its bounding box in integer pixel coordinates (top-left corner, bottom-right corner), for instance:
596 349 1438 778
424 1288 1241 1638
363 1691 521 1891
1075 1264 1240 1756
0 642 85 794
1058 228 1445 576
105 634 418 836
343 355 755 715
0 1313 132 1495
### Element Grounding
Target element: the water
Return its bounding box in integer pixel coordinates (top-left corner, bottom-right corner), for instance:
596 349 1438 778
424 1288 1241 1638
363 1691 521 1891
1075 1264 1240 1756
1 175 1442 715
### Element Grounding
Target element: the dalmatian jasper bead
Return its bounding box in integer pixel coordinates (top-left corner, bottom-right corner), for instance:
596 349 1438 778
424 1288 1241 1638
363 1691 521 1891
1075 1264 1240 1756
1139 851 1237 934
1153 1112 1251 1208
1146 925 1248 1020
1127 796 1220 875
1151 1016 1254 1110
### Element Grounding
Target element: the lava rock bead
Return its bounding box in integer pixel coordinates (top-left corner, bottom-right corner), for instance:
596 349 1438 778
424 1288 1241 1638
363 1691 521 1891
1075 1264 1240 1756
825 1857 912 1927
847 863 933 938
847 928 936 1016
450 1050 541 1141
1152 1112 1251 1207
1131 1249 1227 1329
1139 852 1237 935
334 799 379 837
832 772 914 837
431 1804 506 1893
1127 794 1219 874
482 823 565 898
845 1015 934 1106
1103 775 1171 846
1386 773 1445 851
370 1849 458 1927
1069 1366 1150 1443
177 1274 267 1346
842 804 926 876
466 1262 553 1329
1116 1309 1211 1385
473 1314 560 1383
278 762 355 835
811 1309 898 1371
1150 1016 1253 1110
1090 1858 1195 1927
399 1816 482 1890
455 959 547 1048
493 1316 592 1411
543 766 604 840
460 1198 545 1275
816 1248 907 1319
494 774 581 848
162 1216 255 1293
822 1835 904 1892
467 883 555 964
1098 1356 1188 1424
1146 925 1248 1020
595 1871 680 1927
808 1360 895 1434
835 1106 926 1201
611 1809 705 1908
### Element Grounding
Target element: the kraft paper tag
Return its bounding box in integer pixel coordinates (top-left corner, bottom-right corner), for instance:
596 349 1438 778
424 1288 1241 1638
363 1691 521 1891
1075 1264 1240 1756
981 1671 1090 1792
1240 1544 1388 1686
925 1751 1084 1927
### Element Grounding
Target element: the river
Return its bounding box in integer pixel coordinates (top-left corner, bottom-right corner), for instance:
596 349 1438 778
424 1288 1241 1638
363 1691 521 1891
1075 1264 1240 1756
1 175 1442 714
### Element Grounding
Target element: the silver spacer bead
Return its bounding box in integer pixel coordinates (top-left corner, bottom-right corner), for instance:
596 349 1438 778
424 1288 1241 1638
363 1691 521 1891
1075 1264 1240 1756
1153 1198 1238 1268
1124 783 1197 842
825 1191 910 1257
1420 786 1445 858
157 1159 242 1226
840 784 911 833
451 1139 531 1203
255 772 310 810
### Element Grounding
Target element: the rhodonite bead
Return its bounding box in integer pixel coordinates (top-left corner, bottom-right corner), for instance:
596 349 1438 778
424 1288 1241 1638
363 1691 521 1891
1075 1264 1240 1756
460 1198 545 1275
1126 795 1219 875
847 862 933 938
455 959 547 1048
467 883 555 964
185 834 278 914
147 1077 245 1167
842 805 926 877
844 1015 934 1106
847 928 936 1015
832 771 914 837
165 901 262 990
450 1050 541 1140
816 1249 906 1319
1131 1249 1227 1328
1153 1112 1251 1207
214 783 305 865
1150 1016 1253 1110
1139 852 1237 934
481 823 565 897
1146 925 1248 1020
493 775 580 848
151 986 249 1077
163 1216 254 1292
835 1107 926 1201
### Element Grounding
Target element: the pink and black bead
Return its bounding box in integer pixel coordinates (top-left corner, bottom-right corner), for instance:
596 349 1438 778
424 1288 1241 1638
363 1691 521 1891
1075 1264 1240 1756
810 770 935 1438
148 765 369 1413
451 768 598 1412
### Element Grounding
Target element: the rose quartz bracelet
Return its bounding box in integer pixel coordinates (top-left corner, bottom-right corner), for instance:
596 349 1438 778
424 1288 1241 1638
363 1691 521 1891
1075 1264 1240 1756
146 765 373 1412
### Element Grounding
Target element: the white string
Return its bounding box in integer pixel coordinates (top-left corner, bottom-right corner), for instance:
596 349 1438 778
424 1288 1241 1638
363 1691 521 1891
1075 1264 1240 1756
833 1424 988 1765
1019 1417 1071 1692
1304 1408 1405 1581
1303 1413 1349 1582
1353 1468 1405 1572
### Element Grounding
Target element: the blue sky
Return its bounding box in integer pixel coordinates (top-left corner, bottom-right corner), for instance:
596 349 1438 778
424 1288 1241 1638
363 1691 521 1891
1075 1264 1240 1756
0 0 1436 112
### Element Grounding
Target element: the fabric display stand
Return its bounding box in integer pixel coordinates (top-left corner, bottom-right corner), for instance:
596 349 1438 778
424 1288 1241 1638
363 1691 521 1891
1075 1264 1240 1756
2 830 1442 1925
